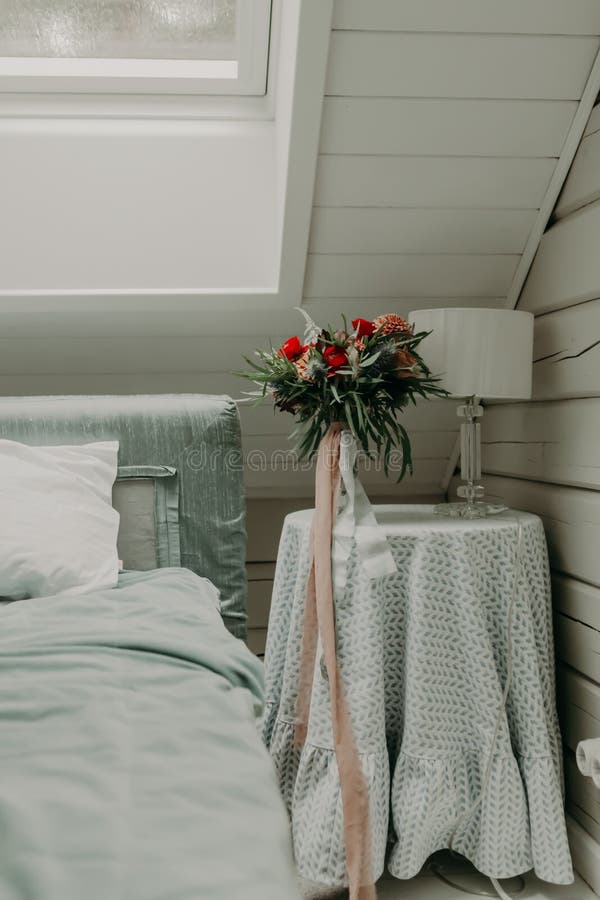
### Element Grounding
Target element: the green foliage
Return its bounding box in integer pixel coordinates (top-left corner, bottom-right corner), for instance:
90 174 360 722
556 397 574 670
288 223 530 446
237 315 448 481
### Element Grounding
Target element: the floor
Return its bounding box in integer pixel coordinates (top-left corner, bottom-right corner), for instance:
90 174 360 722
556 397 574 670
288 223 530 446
376 870 593 899
300 853 596 899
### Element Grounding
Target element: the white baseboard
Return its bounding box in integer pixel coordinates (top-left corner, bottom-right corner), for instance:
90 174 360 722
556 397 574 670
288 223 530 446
568 814 600 895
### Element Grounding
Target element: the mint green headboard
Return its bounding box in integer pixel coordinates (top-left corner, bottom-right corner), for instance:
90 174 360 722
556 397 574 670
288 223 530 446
0 394 247 638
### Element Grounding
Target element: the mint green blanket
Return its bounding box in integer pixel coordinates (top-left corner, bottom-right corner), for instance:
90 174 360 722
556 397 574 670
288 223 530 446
0 569 298 900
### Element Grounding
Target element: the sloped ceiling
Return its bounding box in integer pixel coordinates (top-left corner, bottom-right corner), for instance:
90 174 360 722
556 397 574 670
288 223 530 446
303 0 600 321
2 0 600 499
281 0 600 499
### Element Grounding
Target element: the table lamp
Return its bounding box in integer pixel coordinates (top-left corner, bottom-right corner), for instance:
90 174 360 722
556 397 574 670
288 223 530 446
409 308 534 518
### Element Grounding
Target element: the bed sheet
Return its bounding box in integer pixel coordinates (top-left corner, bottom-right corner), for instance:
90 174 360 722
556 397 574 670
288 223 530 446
0 568 297 900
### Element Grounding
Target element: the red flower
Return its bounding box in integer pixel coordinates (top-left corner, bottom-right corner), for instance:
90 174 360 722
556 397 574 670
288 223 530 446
278 336 304 361
352 317 376 337
323 346 348 375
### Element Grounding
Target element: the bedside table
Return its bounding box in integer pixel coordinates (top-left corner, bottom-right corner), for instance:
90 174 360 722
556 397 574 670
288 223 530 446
261 505 572 890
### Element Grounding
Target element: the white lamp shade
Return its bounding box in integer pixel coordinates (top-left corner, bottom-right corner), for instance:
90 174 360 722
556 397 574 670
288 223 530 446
409 308 534 400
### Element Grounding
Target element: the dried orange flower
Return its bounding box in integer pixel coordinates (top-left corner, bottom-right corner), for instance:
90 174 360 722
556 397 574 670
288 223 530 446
373 314 413 336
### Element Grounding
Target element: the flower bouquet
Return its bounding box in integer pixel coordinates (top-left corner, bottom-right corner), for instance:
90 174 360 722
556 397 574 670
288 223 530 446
239 309 446 480
239 310 446 900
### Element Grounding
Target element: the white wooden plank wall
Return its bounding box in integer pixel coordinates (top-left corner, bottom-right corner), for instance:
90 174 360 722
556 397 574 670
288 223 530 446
3 2 600 663
285 2 600 653
310 0 600 318
454 96 600 881
4 7 598 496
331 0 600 35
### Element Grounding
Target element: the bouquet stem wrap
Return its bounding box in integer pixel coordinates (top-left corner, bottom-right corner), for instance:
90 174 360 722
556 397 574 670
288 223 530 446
295 427 397 899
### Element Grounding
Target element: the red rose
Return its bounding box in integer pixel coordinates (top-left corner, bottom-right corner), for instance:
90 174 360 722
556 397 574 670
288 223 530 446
278 336 304 361
323 346 348 373
352 317 376 337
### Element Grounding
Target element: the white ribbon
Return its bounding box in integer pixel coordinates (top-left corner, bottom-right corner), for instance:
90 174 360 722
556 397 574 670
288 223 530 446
332 431 398 592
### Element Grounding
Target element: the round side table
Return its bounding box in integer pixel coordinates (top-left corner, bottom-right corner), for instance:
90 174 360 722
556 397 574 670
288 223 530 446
261 505 572 890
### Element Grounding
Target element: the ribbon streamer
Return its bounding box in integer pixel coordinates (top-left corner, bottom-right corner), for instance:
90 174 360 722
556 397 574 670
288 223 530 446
333 431 398 591
296 425 398 900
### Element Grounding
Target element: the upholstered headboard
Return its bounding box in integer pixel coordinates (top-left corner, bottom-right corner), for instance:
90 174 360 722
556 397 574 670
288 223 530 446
0 395 247 638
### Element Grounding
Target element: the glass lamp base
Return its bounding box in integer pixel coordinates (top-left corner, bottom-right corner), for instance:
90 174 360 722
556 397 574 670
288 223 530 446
434 501 508 519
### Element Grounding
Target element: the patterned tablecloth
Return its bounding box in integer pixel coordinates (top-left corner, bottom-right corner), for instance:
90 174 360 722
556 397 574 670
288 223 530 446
261 505 573 889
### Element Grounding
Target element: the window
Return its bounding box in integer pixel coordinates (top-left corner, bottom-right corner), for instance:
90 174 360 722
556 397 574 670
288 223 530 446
0 0 272 95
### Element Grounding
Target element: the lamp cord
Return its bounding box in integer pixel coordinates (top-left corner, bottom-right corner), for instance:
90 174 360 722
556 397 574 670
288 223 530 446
429 864 525 898
440 518 524 900
490 877 520 900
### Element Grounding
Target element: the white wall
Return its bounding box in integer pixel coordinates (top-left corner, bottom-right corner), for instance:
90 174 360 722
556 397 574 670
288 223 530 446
0 119 277 292
452 101 600 893
0 0 599 507
3 2 600 658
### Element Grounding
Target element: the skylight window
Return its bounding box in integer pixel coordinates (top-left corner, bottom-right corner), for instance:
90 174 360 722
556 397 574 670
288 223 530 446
0 0 272 95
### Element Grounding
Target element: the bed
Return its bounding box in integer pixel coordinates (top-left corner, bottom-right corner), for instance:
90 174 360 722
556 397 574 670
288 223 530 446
0 394 299 900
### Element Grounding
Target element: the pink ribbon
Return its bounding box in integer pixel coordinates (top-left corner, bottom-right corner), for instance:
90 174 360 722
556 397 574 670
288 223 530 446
295 425 376 900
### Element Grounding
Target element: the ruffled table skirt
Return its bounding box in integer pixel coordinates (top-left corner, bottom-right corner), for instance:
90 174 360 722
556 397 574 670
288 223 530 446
261 506 573 888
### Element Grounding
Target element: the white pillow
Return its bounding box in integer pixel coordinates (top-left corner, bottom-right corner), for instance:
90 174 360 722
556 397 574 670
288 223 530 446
0 440 120 599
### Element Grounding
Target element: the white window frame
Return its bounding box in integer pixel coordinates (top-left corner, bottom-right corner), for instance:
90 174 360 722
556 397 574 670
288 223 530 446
0 0 334 317
0 0 272 96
